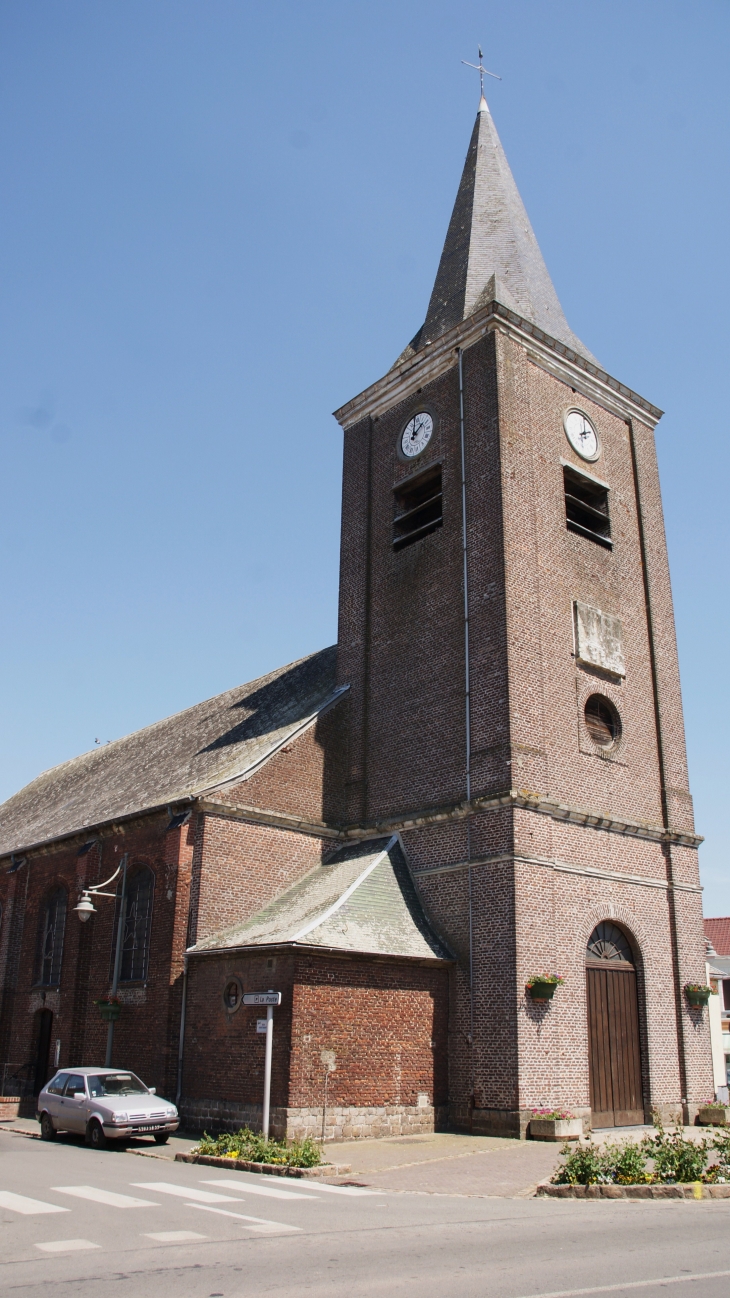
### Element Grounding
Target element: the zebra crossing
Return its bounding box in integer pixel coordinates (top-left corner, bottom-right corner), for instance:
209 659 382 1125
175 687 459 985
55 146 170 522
0 1169 378 1256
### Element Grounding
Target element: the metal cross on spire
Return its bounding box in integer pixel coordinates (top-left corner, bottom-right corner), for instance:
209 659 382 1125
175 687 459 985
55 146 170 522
461 46 501 105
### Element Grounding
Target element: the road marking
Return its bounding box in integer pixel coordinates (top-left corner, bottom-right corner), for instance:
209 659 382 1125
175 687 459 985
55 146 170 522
35 1240 100 1253
515 1269 730 1298
0 1192 69 1216
132 1182 239 1203
186 1203 301 1233
200 1177 319 1201
53 1185 159 1208
144 1231 208 1242
296 1182 378 1196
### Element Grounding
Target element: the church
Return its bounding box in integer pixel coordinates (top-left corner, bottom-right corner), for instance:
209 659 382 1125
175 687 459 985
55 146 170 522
0 89 713 1140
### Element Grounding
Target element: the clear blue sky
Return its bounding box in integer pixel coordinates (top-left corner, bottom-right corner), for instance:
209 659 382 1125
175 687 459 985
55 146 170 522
1 1 727 912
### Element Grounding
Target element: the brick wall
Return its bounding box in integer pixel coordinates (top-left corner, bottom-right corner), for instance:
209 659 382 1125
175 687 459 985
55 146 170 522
180 948 449 1140
0 813 195 1101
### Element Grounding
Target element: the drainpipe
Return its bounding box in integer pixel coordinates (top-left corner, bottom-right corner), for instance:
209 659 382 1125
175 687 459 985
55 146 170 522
627 418 689 1116
175 954 189 1107
458 348 475 1089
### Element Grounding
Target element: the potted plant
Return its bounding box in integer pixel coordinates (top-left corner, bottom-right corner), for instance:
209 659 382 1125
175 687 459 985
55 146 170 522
94 995 122 1022
684 983 712 1007
526 975 564 1001
530 1109 583 1141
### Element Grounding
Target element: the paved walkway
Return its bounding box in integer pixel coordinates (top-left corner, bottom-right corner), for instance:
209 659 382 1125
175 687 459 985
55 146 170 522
2 1115 712 1198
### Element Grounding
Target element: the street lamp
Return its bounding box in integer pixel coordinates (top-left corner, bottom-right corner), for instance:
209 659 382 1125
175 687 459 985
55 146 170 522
74 853 128 1067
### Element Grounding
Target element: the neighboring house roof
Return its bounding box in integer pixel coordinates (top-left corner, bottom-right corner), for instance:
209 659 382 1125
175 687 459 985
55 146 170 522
0 647 342 858
705 919 730 958
190 836 452 963
708 955 730 978
396 99 597 367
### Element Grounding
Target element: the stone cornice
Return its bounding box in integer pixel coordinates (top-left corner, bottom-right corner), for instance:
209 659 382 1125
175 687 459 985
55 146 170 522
333 301 663 433
196 788 702 850
414 850 702 894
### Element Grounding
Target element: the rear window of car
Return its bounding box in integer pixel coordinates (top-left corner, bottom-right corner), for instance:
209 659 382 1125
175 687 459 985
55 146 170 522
87 1073 148 1097
46 1073 69 1096
64 1075 86 1096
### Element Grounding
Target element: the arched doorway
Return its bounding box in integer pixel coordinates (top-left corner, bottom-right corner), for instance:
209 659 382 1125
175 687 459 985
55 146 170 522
32 1008 54 1096
586 922 644 1127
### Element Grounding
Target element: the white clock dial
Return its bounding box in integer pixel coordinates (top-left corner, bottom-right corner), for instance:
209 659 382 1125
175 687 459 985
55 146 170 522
564 409 599 461
401 411 433 459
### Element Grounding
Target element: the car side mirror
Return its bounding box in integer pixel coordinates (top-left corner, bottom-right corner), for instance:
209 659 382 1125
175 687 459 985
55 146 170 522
73 1091 85 1098
148 1087 156 1094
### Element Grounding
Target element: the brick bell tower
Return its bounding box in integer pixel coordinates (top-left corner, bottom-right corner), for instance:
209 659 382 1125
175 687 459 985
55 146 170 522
333 90 712 1135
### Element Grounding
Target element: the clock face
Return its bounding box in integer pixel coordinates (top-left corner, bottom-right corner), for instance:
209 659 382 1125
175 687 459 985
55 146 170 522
401 411 433 459
564 409 599 461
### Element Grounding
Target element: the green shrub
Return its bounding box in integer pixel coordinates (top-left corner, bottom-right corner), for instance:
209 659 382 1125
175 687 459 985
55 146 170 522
642 1115 709 1183
605 1140 652 1185
195 1127 322 1168
552 1141 609 1185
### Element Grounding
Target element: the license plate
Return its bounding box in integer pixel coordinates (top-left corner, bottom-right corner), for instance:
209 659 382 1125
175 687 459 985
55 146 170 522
132 1124 161 1132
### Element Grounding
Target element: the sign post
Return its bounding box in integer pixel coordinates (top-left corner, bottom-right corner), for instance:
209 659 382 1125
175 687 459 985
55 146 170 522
243 991 281 1140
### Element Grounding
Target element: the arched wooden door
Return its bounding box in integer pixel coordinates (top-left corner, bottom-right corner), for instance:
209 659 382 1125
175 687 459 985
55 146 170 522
586 923 644 1127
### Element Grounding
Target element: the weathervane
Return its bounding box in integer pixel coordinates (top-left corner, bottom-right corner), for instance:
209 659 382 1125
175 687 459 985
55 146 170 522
462 46 501 102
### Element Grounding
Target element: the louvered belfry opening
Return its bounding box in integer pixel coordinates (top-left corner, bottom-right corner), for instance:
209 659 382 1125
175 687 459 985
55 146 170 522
393 464 443 551
564 465 612 548
586 922 644 1127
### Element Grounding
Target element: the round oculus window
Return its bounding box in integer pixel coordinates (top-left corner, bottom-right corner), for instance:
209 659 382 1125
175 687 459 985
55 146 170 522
584 694 621 748
401 411 433 459
223 979 241 1012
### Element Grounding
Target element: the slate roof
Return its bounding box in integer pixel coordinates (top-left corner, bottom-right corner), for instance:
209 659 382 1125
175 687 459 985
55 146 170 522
0 647 342 858
190 836 451 963
397 100 597 366
705 919 730 958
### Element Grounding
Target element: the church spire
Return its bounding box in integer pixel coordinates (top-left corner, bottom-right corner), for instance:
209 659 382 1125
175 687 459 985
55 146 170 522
402 98 597 364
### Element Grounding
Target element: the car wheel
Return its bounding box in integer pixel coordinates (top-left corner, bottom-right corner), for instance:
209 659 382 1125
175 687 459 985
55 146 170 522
153 1133 170 1145
86 1119 107 1150
40 1112 57 1141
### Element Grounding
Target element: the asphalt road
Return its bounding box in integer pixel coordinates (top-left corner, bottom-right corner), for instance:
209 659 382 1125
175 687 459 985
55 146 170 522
2 1129 730 1298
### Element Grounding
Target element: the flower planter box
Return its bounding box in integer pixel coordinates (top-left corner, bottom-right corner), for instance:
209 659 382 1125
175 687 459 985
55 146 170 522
685 988 711 1007
528 983 557 1001
698 1106 730 1127
96 1003 121 1022
530 1118 583 1142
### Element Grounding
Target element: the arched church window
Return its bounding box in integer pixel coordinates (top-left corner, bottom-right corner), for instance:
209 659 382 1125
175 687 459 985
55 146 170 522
35 888 68 986
586 921 634 967
110 866 155 982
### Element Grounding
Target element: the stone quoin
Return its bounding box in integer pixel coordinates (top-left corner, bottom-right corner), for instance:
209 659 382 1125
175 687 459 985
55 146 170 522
0 89 712 1138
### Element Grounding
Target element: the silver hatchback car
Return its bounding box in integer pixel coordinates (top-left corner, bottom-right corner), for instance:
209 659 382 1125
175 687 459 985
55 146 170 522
37 1067 179 1149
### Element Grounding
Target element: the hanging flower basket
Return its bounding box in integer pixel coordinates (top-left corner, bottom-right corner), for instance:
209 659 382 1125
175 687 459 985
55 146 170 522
684 984 711 1007
94 998 121 1022
527 975 564 1001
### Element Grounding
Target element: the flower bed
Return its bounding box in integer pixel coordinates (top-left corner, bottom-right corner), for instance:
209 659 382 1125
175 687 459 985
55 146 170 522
193 1127 322 1169
549 1114 730 1188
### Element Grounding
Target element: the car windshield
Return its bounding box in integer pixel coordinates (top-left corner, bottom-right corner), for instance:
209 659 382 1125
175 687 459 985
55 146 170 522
87 1073 148 1097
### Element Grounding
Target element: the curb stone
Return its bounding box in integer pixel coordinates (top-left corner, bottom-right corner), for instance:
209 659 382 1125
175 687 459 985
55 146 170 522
536 1182 730 1199
175 1151 352 1178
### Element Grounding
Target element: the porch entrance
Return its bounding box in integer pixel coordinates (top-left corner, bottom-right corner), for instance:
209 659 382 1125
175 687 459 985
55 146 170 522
586 922 644 1127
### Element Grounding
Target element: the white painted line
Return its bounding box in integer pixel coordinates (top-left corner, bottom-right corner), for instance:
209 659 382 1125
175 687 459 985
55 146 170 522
186 1203 301 1233
0 1191 69 1216
144 1231 207 1243
53 1185 159 1208
295 1182 378 1196
515 1269 730 1298
35 1239 100 1253
200 1177 319 1201
132 1182 239 1204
